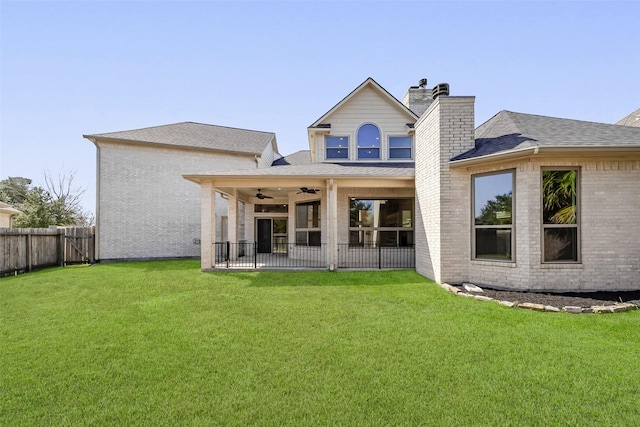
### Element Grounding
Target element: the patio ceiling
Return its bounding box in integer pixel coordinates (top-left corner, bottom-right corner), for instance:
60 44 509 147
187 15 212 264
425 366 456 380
212 176 414 203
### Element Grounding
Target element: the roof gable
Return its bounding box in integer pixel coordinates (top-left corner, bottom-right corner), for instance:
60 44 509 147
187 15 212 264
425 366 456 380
84 121 277 156
617 108 640 127
309 77 418 128
272 150 311 166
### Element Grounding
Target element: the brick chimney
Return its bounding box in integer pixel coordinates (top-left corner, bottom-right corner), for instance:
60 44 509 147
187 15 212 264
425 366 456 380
402 78 434 117
414 95 476 284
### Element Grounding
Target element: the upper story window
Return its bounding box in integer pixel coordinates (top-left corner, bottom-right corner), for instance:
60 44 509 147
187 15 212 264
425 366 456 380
326 136 349 159
389 136 412 159
357 124 380 159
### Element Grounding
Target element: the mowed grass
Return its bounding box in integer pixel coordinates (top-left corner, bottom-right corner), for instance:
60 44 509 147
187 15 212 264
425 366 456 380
1 261 639 426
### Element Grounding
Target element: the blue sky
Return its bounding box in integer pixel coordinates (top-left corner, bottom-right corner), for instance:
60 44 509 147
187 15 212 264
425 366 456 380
1 1 638 213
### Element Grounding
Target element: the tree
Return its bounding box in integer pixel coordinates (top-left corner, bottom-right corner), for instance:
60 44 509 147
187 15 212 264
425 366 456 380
43 170 86 225
12 187 53 228
476 192 512 225
542 170 576 224
1 171 94 228
0 177 32 205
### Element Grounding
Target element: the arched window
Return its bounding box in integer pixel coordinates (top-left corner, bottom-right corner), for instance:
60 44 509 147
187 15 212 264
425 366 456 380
357 124 380 159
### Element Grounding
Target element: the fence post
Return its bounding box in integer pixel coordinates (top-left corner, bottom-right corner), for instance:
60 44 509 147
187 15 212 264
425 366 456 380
26 234 32 272
89 229 95 264
378 243 382 269
59 229 65 267
254 241 258 269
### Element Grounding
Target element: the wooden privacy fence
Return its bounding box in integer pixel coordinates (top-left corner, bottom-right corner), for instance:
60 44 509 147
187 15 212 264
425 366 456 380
0 227 95 276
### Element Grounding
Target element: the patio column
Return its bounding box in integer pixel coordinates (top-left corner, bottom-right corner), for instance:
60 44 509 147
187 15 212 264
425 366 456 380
327 178 338 270
227 190 237 260
201 182 217 270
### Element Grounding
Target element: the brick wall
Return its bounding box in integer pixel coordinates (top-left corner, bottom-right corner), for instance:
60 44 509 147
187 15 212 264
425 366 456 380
463 159 640 291
414 97 476 283
96 143 257 260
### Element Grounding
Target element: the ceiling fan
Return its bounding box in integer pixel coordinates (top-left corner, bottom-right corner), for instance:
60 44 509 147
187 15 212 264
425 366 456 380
255 189 273 199
297 187 320 194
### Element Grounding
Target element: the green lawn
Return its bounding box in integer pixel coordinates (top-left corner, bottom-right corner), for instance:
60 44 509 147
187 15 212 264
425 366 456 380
1 261 639 426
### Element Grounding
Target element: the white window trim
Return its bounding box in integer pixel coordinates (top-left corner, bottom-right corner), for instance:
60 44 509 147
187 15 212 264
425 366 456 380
356 123 382 161
324 135 351 162
387 135 414 161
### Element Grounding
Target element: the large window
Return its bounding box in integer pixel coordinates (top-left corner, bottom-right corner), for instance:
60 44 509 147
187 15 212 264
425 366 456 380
349 198 413 246
389 136 412 159
296 201 321 246
326 136 349 159
473 171 514 261
542 169 579 262
357 124 380 159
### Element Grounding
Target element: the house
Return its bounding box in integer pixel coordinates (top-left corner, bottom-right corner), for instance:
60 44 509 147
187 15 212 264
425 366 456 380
0 202 21 227
83 123 277 261
184 78 419 271
617 108 640 127
88 77 640 291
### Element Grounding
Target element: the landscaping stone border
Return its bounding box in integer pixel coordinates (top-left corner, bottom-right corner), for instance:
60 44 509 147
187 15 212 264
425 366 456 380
440 283 639 314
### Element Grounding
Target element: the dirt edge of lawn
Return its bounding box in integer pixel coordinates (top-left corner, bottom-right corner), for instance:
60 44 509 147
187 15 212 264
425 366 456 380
441 283 640 314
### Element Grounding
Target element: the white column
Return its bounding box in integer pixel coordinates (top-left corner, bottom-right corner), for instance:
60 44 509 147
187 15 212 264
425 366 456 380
326 178 338 270
201 182 217 270
227 190 237 260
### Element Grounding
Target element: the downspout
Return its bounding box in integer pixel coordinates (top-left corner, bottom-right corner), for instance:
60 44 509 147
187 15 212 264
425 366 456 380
87 137 101 262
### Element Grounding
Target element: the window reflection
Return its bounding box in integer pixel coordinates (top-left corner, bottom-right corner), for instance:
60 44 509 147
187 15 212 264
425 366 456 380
349 199 413 246
473 171 514 261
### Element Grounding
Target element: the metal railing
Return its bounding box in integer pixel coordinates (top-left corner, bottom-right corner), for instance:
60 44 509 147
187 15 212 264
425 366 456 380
338 243 415 269
214 241 415 270
214 242 326 269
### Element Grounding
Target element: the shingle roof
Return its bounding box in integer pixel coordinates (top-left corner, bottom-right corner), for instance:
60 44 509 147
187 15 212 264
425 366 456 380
84 121 276 155
272 150 312 166
185 162 414 179
452 111 640 161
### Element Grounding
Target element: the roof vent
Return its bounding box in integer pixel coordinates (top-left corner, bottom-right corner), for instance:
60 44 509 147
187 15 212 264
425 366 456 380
432 83 450 99
418 78 427 88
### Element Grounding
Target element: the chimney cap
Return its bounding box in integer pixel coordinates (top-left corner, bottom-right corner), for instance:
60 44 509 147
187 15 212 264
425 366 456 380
418 78 427 88
432 83 450 99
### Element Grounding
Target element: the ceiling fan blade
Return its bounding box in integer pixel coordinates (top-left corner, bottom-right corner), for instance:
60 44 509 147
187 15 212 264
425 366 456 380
256 189 274 199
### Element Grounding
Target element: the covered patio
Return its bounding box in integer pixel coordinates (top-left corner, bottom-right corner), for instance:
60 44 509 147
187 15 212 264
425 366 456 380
183 162 416 271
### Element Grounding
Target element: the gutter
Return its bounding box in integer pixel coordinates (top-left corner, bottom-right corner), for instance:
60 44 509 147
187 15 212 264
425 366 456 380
85 136 101 261
449 146 538 168
449 145 640 168
82 135 262 158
